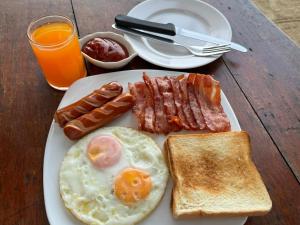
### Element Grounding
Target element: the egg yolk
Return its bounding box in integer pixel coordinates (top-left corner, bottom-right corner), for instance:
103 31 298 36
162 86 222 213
114 168 152 205
87 135 122 169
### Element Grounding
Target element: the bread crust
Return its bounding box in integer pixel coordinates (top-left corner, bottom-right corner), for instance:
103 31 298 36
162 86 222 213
165 131 272 219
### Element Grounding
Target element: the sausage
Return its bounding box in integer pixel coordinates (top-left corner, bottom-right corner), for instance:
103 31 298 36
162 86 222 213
54 82 123 127
63 93 134 140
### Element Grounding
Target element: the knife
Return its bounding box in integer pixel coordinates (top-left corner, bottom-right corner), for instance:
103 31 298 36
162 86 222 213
115 15 247 52
112 24 175 43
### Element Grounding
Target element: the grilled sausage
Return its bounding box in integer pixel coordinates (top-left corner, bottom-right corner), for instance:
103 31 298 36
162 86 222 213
63 93 134 140
54 82 123 127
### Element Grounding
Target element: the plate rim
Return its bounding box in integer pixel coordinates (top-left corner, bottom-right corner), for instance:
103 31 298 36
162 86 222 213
124 0 232 69
43 69 246 225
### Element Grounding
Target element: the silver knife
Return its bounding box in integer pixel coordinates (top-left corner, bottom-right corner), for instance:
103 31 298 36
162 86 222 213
115 15 247 52
112 24 175 44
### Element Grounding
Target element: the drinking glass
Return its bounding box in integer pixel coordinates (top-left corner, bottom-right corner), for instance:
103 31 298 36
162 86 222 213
27 15 86 90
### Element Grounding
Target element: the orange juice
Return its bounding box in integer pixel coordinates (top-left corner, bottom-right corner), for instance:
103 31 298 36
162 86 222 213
29 18 86 90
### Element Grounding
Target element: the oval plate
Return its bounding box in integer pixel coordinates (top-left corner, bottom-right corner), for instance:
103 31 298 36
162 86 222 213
43 70 246 225
124 0 232 69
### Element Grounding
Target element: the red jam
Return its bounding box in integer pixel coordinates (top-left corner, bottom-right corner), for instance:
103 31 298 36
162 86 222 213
82 37 129 62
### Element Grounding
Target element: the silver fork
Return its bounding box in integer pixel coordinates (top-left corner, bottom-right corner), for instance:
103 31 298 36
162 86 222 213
176 44 232 57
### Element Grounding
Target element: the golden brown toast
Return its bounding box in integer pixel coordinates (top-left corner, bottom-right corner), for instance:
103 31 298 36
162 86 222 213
165 131 272 218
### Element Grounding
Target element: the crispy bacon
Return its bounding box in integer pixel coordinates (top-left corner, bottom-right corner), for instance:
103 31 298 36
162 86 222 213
177 75 199 130
192 74 231 132
143 73 170 134
169 76 190 130
129 81 155 132
156 77 182 131
128 82 145 130
187 74 206 129
129 72 230 134
143 83 156 133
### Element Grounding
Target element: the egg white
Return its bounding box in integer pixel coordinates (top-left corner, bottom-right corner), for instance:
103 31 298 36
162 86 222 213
59 127 169 225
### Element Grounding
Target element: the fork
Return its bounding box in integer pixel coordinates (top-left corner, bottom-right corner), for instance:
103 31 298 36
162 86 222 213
177 44 231 56
112 24 232 57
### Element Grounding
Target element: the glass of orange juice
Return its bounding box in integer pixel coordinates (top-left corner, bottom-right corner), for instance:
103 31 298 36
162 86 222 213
27 15 86 90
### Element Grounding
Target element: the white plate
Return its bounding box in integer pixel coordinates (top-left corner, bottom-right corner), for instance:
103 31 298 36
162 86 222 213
44 70 247 225
124 0 232 69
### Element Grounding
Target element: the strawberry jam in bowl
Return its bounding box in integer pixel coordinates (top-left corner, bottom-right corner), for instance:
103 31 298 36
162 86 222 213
79 32 137 69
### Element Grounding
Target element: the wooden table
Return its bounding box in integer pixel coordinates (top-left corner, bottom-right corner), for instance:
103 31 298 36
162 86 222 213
0 0 299 224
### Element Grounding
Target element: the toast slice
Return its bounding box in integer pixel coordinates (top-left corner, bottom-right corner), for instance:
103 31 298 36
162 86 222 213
165 131 272 218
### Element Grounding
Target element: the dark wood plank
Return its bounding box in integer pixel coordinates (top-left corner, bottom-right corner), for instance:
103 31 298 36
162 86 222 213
72 0 142 36
0 0 74 223
72 1 300 224
205 0 300 180
0 200 48 225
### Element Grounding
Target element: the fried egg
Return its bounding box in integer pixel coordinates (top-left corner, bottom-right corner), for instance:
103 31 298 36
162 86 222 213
59 127 168 225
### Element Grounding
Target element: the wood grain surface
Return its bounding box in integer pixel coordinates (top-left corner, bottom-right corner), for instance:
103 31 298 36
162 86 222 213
0 0 71 223
0 0 299 224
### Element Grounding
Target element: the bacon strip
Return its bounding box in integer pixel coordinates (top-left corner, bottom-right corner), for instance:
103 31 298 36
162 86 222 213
177 75 199 130
143 73 170 134
156 77 182 131
128 82 145 130
168 76 190 130
187 74 206 129
129 81 155 132
193 74 231 132
143 83 156 133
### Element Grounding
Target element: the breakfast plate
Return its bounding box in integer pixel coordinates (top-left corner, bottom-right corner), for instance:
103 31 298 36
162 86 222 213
124 0 232 69
43 70 247 225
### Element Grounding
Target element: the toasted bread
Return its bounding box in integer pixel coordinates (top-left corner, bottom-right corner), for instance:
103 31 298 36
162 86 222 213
165 131 272 218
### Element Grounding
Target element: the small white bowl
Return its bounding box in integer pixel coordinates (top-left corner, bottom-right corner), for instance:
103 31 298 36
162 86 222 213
79 32 137 69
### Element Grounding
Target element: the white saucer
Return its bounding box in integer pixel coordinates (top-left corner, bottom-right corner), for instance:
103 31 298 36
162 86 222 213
124 0 232 69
